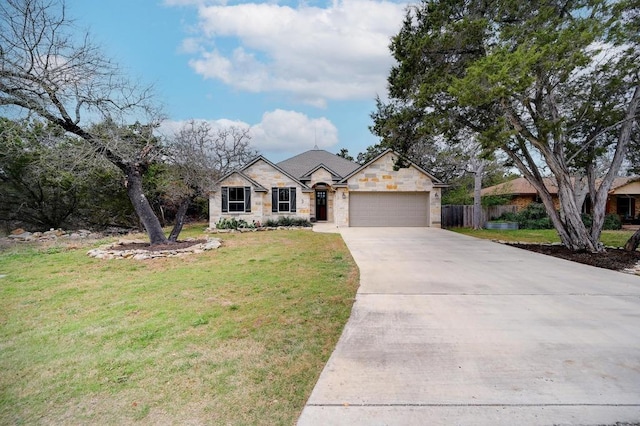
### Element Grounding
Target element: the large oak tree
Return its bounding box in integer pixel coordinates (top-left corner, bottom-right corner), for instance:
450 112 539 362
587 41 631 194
0 0 170 243
373 0 639 252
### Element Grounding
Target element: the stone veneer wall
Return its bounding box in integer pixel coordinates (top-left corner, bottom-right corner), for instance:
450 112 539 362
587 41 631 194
334 188 349 226
335 151 442 227
209 159 311 228
309 168 336 222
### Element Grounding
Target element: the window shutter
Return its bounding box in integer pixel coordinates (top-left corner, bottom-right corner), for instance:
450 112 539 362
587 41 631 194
272 188 278 212
244 187 251 212
290 188 296 212
221 187 228 213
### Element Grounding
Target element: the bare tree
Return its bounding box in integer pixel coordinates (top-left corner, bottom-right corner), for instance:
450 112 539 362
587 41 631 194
162 120 257 241
0 0 170 244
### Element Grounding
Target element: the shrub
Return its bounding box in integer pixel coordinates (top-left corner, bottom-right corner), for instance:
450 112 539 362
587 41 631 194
264 217 312 228
498 203 622 231
497 203 553 229
497 211 519 222
216 216 311 229
581 213 622 230
216 218 257 230
603 213 622 230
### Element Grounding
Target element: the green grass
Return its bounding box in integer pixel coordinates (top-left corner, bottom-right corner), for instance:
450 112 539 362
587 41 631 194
0 225 359 425
450 227 635 248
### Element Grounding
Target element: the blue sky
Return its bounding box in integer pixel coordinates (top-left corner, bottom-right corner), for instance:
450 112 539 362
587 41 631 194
66 0 410 162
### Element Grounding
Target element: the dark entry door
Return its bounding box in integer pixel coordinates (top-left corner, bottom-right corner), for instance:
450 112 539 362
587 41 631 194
316 190 327 221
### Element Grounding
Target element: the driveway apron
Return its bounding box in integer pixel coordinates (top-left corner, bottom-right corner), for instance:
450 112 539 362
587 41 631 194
298 228 640 425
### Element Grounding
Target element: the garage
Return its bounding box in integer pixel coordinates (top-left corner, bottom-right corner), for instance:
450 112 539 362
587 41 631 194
349 192 430 227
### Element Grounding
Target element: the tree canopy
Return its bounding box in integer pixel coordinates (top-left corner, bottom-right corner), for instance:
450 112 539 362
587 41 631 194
0 0 172 243
373 0 639 252
0 117 131 230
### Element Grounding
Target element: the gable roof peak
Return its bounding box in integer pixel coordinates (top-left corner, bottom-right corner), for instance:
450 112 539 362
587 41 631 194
277 148 359 179
339 149 446 186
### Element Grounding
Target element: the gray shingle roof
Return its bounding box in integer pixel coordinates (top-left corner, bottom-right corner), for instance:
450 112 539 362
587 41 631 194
277 149 359 179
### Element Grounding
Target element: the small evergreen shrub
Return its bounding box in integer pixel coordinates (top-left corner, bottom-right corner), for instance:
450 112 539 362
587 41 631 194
497 203 553 229
264 217 312 228
603 213 622 230
581 213 622 230
499 204 622 231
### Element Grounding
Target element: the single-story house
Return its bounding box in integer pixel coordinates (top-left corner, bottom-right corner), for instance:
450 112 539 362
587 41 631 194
209 148 447 228
481 176 640 221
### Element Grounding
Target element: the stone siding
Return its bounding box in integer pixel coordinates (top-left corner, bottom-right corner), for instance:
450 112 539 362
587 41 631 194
336 151 442 227
209 159 311 228
334 188 349 226
309 168 336 222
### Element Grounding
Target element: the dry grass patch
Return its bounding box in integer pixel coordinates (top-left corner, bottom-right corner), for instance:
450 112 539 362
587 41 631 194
0 226 359 425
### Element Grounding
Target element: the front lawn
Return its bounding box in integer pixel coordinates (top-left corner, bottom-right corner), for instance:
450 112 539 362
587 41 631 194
451 228 635 248
0 226 359 424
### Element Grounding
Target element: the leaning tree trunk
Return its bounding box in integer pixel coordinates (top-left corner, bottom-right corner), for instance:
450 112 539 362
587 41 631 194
624 229 640 252
168 198 190 242
125 165 168 245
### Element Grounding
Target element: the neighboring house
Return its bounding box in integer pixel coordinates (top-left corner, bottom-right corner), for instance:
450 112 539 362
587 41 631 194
209 148 447 228
481 176 640 221
480 177 562 210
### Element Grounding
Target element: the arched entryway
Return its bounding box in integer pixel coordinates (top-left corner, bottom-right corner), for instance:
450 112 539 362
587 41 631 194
313 183 330 221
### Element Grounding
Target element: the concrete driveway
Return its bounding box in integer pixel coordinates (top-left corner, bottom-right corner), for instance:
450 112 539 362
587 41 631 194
298 228 640 425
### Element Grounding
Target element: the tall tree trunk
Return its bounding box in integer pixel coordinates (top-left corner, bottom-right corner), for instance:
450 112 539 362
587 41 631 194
168 198 190 242
556 179 601 252
125 165 168 245
518 171 600 252
472 161 484 230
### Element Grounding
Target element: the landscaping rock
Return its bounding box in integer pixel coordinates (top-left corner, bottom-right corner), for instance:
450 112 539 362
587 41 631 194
3 228 104 243
87 238 222 260
8 231 34 241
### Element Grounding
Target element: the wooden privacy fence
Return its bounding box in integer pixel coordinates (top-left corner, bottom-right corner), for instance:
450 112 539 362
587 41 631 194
441 205 518 228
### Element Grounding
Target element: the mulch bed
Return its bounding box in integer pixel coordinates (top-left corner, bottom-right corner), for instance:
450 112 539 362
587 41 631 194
111 239 206 252
511 243 640 271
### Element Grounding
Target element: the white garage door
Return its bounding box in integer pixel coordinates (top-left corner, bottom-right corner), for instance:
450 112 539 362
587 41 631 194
349 192 430 227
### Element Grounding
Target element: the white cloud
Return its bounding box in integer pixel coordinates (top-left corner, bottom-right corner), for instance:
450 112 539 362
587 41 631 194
178 37 201 54
250 109 338 152
178 0 407 106
160 109 338 157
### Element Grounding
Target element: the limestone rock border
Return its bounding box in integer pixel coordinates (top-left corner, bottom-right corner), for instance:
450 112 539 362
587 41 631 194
87 238 222 260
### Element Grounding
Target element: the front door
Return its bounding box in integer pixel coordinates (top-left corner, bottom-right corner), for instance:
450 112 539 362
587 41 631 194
316 190 327 221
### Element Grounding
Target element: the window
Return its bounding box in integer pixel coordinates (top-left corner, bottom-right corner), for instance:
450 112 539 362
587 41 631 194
271 187 297 213
617 196 635 219
278 188 290 212
222 187 251 213
228 187 245 212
